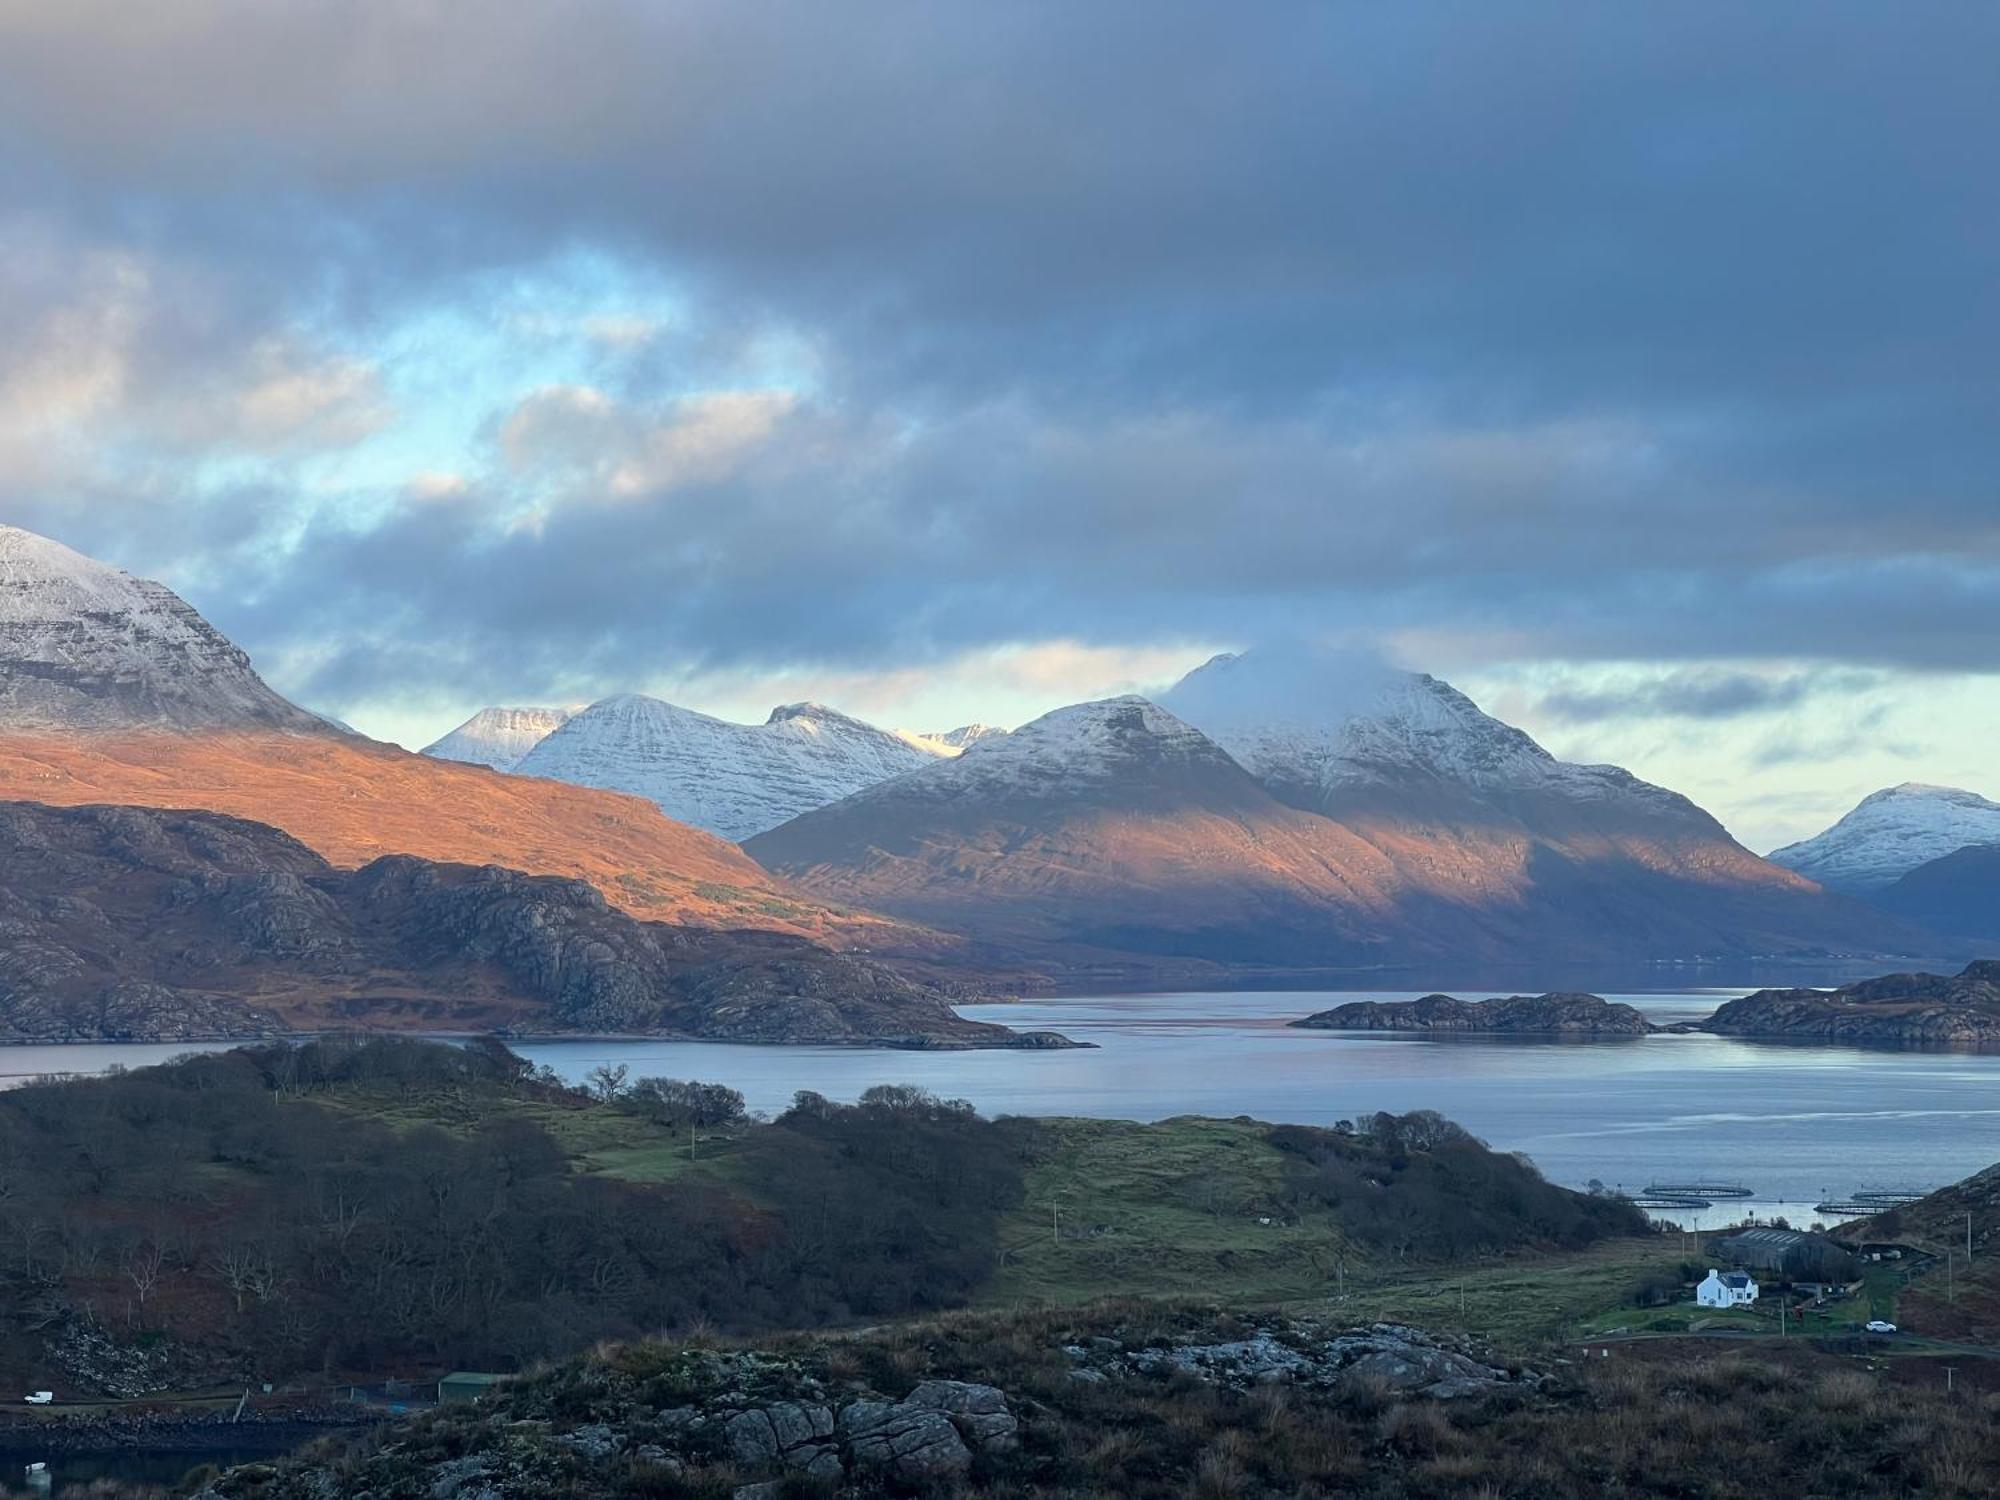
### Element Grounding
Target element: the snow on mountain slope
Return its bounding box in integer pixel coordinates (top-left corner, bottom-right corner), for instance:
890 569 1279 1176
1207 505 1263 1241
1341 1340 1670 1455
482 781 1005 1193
927 724 1010 750
0 523 327 732
1161 647 1711 829
424 706 577 771
513 694 958 841
794 696 1249 812
1769 784 2000 894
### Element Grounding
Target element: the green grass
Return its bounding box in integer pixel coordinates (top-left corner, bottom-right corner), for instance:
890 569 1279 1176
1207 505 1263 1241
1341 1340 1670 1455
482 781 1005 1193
303 1083 746 1185
985 1116 1352 1307
1350 1239 1690 1344
315 1091 1686 1348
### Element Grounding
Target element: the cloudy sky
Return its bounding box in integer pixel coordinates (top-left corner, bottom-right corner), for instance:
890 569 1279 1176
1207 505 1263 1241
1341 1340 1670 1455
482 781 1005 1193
1 2 1994 850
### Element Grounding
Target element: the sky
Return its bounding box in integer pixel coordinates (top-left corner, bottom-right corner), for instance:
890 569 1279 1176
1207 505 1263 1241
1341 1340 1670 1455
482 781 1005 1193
0 2 1994 852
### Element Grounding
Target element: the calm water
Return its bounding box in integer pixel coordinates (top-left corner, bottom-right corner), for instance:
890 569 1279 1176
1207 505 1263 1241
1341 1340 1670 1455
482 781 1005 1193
8 989 1998 1231
515 989 2000 1230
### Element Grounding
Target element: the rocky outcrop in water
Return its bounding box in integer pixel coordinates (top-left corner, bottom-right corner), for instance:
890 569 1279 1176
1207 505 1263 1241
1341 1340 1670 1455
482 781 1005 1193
1700 961 2000 1044
0 801 1068 1048
1292 991 1656 1035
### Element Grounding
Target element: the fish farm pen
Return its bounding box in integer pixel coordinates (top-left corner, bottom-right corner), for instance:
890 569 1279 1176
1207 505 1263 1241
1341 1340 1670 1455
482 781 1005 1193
1628 1183 1755 1210
1812 1188 1929 1216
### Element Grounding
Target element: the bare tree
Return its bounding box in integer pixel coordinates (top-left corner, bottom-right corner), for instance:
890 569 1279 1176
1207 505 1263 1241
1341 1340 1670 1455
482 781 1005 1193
585 1064 630 1102
123 1239 166 1326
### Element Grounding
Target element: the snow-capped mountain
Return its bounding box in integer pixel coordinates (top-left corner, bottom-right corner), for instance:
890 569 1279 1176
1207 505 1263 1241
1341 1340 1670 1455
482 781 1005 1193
1161 647 1703 828
0 523 327 733
514 694 958 841
1769 784 2000 894
776 697 1249 812
424 706 577 771
746 696 1403 965
750 662 1928 976
927 724 1010 751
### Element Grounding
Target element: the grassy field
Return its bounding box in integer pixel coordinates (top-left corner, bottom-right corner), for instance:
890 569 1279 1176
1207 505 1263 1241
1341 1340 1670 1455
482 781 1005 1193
314 1089 1693 1337
306 1081 748 1184
985 1116 1354 1307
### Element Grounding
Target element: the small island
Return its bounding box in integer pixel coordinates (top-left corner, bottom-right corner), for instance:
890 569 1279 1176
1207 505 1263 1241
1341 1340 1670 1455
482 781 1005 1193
1700 960 2000 1045
1291 991 1656 1036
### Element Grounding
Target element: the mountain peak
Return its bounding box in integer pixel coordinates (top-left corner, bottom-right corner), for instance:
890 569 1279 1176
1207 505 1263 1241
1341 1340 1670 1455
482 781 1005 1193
0 522 327 734
423 705 576 772
1771 782 2000 894
514 692 953 841
1160 645 1700 828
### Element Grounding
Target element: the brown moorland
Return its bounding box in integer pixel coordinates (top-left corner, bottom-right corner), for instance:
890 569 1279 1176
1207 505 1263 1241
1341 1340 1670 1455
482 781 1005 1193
0 730 903 943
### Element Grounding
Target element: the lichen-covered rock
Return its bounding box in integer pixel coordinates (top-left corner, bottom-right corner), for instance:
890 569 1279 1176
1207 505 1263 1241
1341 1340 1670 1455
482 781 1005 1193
905 1379 1020 1451
839 1398 973 1479
1099 1318 1526 1399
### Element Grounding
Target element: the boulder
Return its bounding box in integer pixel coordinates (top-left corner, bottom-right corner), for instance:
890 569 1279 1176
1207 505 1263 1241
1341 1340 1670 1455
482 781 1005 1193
839 1398 973 1480
905 1379 1020 1452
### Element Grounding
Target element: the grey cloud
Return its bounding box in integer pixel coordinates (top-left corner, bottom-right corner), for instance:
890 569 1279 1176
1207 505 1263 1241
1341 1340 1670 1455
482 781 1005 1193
1535 670 1887 725
0 4 1995 711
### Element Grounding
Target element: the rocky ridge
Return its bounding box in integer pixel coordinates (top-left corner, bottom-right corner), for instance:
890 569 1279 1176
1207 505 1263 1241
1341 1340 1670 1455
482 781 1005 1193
0 800 1065 1048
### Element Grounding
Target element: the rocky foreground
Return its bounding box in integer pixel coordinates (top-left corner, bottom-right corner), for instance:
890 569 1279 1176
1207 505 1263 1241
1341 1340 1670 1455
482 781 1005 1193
1292 991 1656 1035
0 801 1071 1048
189 1315 1535 1500
1701 960 2000 1044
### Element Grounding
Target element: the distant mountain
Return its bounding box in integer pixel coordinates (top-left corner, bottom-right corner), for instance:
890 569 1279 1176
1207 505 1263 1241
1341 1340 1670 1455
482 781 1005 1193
0 800 1046 1047
748 696 1408 968
515 695 957 841
425 705 577 771
1161 648 1710 831
750 659 1929 978
928 724 1010 751
1768 783 2000 894
0 523 886 942
0 523 327 732
1873 845 2000 943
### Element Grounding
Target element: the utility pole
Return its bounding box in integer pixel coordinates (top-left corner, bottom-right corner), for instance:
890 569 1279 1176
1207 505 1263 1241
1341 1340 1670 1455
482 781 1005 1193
1946 1366 1957 1395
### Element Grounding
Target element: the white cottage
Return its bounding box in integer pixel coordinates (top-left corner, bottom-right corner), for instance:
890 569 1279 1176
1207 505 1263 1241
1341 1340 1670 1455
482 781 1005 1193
1695 1269 1759 1309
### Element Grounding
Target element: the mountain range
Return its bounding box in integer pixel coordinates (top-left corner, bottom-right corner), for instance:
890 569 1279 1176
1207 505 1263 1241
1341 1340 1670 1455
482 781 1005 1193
0 521 1972 1011
425 695 1003 839
745 662 1935 977
0 525 875 940
511 695 956 841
